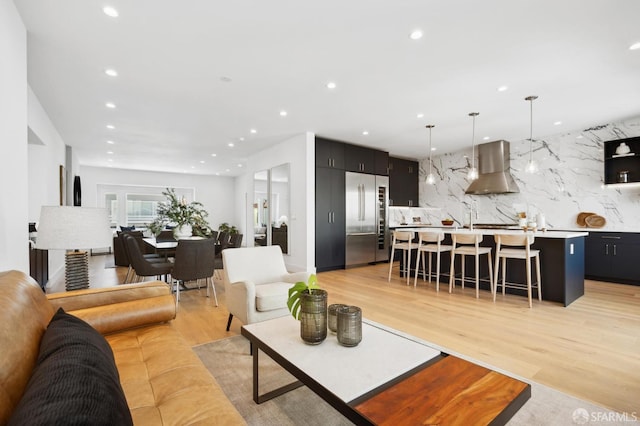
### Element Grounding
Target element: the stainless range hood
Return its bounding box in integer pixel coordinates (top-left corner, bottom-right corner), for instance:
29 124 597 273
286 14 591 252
465 140 520 195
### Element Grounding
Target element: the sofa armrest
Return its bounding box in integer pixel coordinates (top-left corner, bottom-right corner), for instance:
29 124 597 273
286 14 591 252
47 282 176 335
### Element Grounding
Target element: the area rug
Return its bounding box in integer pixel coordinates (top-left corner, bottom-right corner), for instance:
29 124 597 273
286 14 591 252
194 336 634 426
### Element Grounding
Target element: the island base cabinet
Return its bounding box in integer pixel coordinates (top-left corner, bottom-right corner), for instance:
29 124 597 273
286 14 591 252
585 232 640 285
399 234 585 306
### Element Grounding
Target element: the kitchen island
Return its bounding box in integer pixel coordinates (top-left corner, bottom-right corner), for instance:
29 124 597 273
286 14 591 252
395 227 588 306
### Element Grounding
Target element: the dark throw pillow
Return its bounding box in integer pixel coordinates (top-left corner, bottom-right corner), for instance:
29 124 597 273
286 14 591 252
119 225 135 232
8 308 133 426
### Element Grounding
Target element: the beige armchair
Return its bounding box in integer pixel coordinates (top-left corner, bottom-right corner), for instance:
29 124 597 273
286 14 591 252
222 245 311 330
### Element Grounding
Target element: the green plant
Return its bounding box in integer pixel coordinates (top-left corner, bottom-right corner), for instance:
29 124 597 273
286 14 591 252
217 222 238 235
286 274 320 320
149 188 213 237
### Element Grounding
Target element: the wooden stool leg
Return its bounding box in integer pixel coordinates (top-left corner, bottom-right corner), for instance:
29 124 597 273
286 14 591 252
461 254 466 290
435 251 441 292
449 252 456 293
526 255 532 308
387 246 395 282
501 257 507 295
427 252 433 283
536 253 542 301
487 252 493 299
414 250 421 287
475 253 480 299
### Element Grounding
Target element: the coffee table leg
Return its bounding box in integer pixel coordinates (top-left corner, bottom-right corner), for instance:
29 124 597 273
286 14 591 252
251 340 304 404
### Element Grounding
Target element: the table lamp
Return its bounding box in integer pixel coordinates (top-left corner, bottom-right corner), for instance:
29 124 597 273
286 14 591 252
36 206 112 291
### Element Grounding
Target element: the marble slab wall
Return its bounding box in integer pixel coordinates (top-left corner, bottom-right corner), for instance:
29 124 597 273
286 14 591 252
410 115 640 231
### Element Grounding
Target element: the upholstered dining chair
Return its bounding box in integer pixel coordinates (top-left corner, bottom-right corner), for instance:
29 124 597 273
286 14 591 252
171 238 217 304
124 234 173 284
120 234 164 283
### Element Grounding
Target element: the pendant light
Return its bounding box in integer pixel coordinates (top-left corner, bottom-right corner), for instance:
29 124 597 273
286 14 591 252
467 112 479 181
525 95 539 173
425 124 436 185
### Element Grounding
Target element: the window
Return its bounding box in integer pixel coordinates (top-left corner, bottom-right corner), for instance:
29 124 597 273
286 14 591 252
105 193 117 227
125 193 165 226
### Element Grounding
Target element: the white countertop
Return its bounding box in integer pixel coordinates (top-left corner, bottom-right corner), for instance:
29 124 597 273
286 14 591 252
396 227 588 239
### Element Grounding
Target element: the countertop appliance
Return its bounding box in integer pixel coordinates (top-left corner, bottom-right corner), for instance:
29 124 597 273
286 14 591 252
345 172 389 266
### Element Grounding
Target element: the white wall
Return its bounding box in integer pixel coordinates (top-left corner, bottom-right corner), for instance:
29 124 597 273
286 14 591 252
237 132 315 272
27 86 69 279
79 166 237 231
416 116 640 231
0 1 28 272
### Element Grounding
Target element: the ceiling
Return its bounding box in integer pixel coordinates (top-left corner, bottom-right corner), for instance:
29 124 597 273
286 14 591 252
15 0 640 176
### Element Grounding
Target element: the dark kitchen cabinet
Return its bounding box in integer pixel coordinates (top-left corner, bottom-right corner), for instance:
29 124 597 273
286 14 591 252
344 144 375 174
315 167 345 271
374 150 389 175
585 232 640 285
389 156 419 207
604 136 640 185
315 137 345 169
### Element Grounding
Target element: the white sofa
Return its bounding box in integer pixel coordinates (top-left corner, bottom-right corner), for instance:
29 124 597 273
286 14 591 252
222 245 312 330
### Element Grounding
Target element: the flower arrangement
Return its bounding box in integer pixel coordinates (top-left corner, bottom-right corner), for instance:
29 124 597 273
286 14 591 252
149 188 213 237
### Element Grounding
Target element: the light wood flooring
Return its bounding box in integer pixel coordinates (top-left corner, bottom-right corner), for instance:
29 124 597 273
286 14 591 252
51 254 640 415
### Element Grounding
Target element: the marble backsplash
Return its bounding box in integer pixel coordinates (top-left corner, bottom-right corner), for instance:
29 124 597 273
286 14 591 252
406 115 640 231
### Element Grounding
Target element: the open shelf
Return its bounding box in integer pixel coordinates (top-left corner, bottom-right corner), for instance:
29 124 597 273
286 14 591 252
604 137 640 185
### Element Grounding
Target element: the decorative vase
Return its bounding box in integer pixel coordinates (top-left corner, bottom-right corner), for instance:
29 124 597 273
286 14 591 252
337 305 362 347
174 224 193 239
299 289 328 345
328 303 347 333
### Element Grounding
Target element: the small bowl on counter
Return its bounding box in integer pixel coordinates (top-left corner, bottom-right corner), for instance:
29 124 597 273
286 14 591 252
441 219 454 226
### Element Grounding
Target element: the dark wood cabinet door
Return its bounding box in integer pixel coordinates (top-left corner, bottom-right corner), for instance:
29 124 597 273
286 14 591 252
584 238 610 278
584 233 640 284
609 241 640 281
374 150 389 175
389 157 419 206
315 137 345 169
344 144 375 173
315 168 345 271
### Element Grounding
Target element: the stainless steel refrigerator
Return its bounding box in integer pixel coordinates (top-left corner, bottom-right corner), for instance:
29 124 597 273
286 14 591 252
345 172 389 266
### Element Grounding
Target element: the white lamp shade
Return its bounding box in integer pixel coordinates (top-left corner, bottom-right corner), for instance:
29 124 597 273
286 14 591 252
36 206 112 250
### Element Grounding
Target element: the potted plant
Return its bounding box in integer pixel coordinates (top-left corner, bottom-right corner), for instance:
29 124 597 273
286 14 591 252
287 274 328 344
149 188 213 238
217 222 238 235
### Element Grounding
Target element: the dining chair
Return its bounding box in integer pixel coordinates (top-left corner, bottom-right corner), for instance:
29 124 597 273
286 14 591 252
448 233 493 299
123 234 174 284
493 233 542 308
413 231 453 291
171 238 217 304
388 230 415 285
120 234 164 283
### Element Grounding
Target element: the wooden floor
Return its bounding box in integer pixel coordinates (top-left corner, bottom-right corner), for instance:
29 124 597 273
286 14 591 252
52 255 640 415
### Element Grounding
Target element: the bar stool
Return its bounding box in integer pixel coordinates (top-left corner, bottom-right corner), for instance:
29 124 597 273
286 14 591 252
413 231 453 291
493 233 542 308
388 230 415 285
448 233 493 299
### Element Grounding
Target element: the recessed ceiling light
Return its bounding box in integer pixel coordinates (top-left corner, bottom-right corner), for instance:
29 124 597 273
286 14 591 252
431 147 437 151
237 164 243 168
105 68 118 77
629 41 640 50
191 166 195 169
108 158 113 162
200 160 205 164
225 169 230 172
576 135 584 139
554 121 562 126
239 137 245 142
417 113 424 119
211 153 217 157
250 129 257 134
215 172 220 176
280 110 288 117
228 142 234 147
483 136 490 140
103 6 118 17
497 85 509 92
409 30 423 40
107 151 113 154
105 102 116 109
326 82 337 90
106 124 115 129
362 131 369 136
106 140 114 144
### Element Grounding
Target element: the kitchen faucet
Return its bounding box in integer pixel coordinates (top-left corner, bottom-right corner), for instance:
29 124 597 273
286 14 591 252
468 201 478 230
